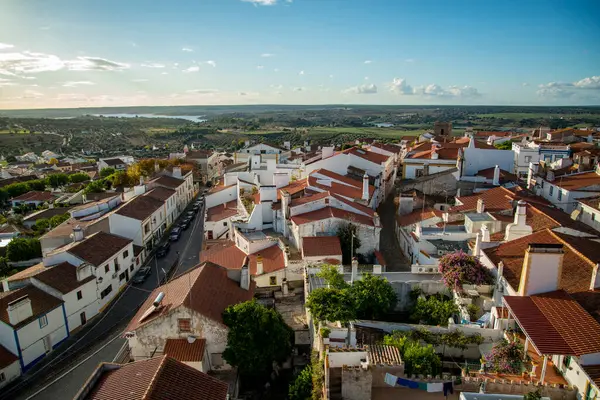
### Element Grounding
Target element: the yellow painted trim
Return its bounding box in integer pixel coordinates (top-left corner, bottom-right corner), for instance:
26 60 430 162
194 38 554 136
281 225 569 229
98 283 129 313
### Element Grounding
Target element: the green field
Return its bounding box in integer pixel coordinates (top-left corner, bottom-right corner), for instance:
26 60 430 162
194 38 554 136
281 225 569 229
476 113 600 120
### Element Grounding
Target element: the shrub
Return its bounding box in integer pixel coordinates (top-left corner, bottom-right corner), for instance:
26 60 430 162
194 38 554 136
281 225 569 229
484 339 525 374
411 294 458 326
438 250 495 291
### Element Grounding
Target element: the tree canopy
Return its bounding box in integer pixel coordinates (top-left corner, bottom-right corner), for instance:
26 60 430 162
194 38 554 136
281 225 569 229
99 167 116 178
6 238 42 262
222 300 293 379
411 294 458 326
383 332 441 376
350 273 397 319
68 172 90 183
316 264 348 289
337 223 360 264
306 287 356 323
47 173 69 188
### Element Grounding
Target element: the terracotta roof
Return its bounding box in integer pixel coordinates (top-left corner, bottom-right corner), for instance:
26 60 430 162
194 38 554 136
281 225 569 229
504 290 600 356
450 185 547 213
12 191 55 202
407 143 462 160
569 142 596 151
187 149 213 159
0 344 18 369
208 183 236 195
163 338 206 362
302 236 342 258
82 356 228 400
101 158 125 166
474 131 514 138
547 171 600 191
5 262 45 282
34 262 95 294
116 195 164 221
311 169 375 196
23 206 74 222
483 229 598 293
308 176 375 201
277 179 308 200
476 167 518 182
291 206 374 227
144 187 176 202
206 200 238 222
570 290 600 324
371 142 402 154
396 208 442 227
199 241 286 276
582 365 600 389
0 175 38 188
345 147 390 164
290 191 331 206
368 345 403 366
63 231 132 266
0 285 63 329
331 193 375 217
151 175 185 189
126 262 254 332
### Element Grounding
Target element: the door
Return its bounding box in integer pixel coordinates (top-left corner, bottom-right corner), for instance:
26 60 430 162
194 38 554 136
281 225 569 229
43 335 52 353
125 270 130 281
207 231 213 240
80 312 87 326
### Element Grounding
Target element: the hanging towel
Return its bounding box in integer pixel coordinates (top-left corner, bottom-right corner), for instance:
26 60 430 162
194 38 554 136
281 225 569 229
397 378 411 387
417 382 428 391
427 382 444 393
384 373 397 387
407 380 419 389
443 382 454 396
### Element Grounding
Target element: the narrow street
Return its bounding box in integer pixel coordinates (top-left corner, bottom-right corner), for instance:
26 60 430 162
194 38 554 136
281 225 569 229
5 199 206 400
378 193 411 272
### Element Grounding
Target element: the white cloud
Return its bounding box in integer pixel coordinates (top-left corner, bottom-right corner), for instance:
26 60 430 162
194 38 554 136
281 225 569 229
261 53 275 57
0 52 129 75
141 63 165 68
364 76 369 80
186 89 219 94
62 81 95 87
343 83 378 94
299 70 304 75
182 66 200 73
256 65 264 70
182 47 194 52
203 60 216 67
0 79 16 87
66 57 130 71
241 0 278 5
389 78 415 94
22 89 44 99
270 84 283 90
445 85 480 97
537 76 600 97
522 82 530 87
364 60 372 64
20 76 36 80
0 43 14 50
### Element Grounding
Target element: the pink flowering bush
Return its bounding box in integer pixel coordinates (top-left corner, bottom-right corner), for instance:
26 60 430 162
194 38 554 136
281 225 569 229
438 250 495 291
484 339 525 374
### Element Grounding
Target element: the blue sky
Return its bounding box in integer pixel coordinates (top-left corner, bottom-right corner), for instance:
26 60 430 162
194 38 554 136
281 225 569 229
0 0 599 109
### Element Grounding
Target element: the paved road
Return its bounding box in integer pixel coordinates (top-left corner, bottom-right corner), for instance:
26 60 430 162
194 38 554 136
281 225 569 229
378 194 411 272
7 198 206 400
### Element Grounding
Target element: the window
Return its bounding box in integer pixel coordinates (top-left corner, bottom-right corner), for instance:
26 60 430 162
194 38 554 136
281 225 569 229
593 213 596 222
39 315 48 328
100 285 113 299
122 250 129 259
178 318 191 332
524 156 531 163
144 223 150 234
76 291 82 300
119 272 126 281
130 264 134 272
136 258 140 266
270 276 277 285
223 222 227 226
549 186 554 196
0 372 5 382
558 190 562 201
563 356 571 369
104 264 110 274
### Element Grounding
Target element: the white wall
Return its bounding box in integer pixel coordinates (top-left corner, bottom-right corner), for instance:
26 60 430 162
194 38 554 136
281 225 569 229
300 154 351 178
0 359 20 388
95 243 135 310
291 218 380 255
204 219 230 240
402 161 456 180
538 180 600 213
17 305 67 368
328 351 368 368
553 355 600 400
109 214 144 246
463 147 514 175
0 323 18 359
205 185 237 209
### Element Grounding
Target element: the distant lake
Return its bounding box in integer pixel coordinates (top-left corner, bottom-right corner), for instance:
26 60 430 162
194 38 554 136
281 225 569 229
92 113 207 123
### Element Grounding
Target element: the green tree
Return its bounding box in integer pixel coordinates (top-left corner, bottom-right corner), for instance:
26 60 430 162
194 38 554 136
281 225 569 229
68 172 90 183
317 264 348 289
306 287 356 323
83 179 107 194
0 256 10 278
6 238 42 262
46 173 69 188
222 300 293 379
26 179 47 191
337 223 361 264
49 213 70 228
383 332 441 376
289 364 313 400
411 295 458 326
33 218 50 232
494 141 513 150
99 167 116 178
5 183 29 198
350 273 397 319
0 189 9 204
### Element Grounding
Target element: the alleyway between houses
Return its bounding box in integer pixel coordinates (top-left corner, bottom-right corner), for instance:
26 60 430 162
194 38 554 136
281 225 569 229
378 193 411 272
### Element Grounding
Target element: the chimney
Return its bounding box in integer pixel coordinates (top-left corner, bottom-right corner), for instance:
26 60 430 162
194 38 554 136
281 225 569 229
493 165 501 186
504 200 532 241
7 295 33 326
240 263 250 291
73 225 84 242
351 258 358 285
518 243 564 296
473 232 482 257
76 263 93 282
497 261 504 282
590 264 600 290
173 166 182 179
362 173 369 201
481 224 490 242
282 278 289 295
476 198 485 213
256 254 264 275
281 190 291 222
283 141 291 150
397 194 414 216
431 149 439 160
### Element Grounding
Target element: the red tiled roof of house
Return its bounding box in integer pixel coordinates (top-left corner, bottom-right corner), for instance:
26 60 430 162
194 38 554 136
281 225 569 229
569 142 596 151
277 179 308 200
291 191 331 206
474 131 514 138
151 175 186 189
206 200 238 222
570 290 600 324
82 356 228 400
199 241 285 276
371 142 402 154
450 137 497 150
302 236 342 258
290 206 374 226
396 208 442 227
186 149 213 159
127 262 254 332
0 344 17 369
144 187 176 202
163 338 206 362
331 193 375 217
483 229 598 294
101 158 125 166
34 262 95 294
209 183 236 194
450 185 547 213
550 171 600 191
308 176 374 201
312 169 374 191
62 231 132 266
504 290 600 356
0 286 63 329
12 191 55 202
345 147 390 164
5 262 45 282
116 195 164 221
476 167 518 182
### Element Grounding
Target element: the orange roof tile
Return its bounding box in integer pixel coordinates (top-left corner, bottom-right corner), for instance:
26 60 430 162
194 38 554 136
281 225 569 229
277 178 308 200
206 200 238 222
345 147 390 164
308 176 374 201
163 338 206 362
0 286 63 329
34 261 95 294
290 206 374 226
302 236 342 258
450 185 547 213
550 171 600 191
371 142 402 154
208 183 235 194
504 290 600 356
12 191 55 202
291 191 331 206
396 208 442 227
199 241 285 276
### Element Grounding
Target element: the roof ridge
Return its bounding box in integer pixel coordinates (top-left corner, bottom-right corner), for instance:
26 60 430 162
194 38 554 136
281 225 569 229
547 229 597 268
142 355 169 400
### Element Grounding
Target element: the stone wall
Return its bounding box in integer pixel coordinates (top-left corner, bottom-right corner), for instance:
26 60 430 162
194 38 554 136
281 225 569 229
459 376 577 400
341 366 373 400
397 168 458 196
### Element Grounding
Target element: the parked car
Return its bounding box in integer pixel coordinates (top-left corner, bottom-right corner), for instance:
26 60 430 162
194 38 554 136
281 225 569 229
132 266 152 284
186 211 196 219
192 204 200 212
180 218 192 229
169 227 182 241
156 242 170 257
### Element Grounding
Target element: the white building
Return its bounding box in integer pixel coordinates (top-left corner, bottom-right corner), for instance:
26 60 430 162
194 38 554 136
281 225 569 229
575 196 600 232
124 263 254 372
97 156 134 172
148 166 194 215
512 142 540 179
204 200 238 240
144 187 177 228
43 230 135 311
0 286 68 372
0 344 20 389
